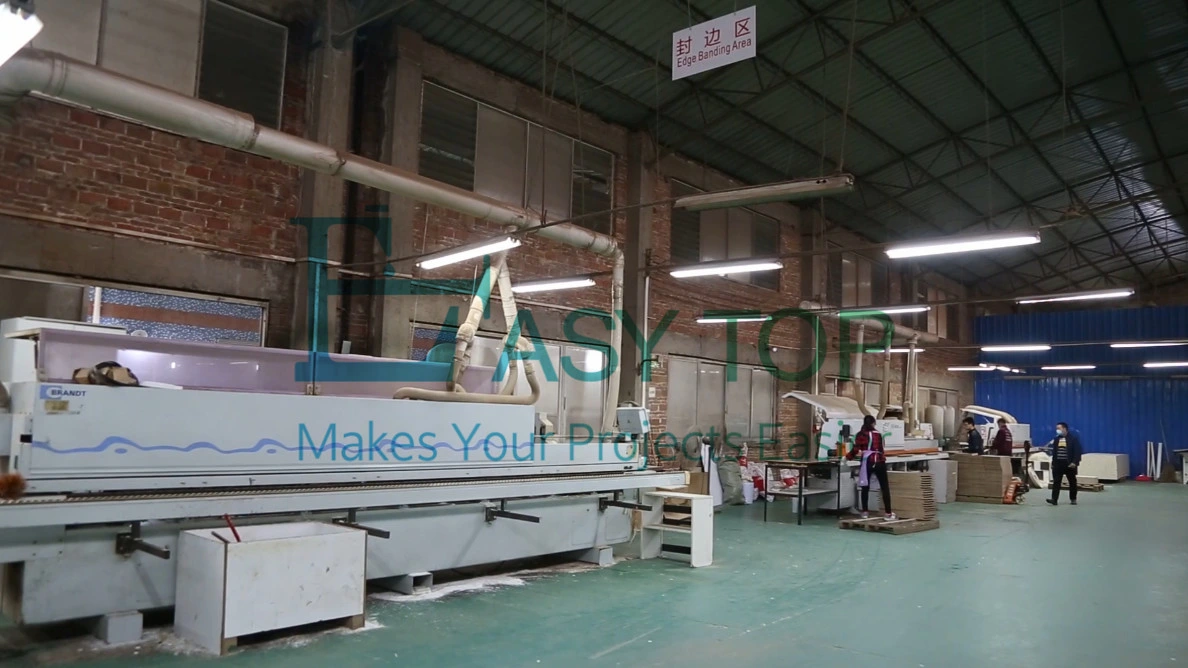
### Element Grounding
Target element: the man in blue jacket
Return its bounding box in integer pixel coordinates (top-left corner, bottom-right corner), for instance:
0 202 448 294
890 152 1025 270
1046 422 1083 506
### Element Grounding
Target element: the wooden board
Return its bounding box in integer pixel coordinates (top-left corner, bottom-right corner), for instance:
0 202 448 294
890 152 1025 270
955 495 1007 505
838 517 940 535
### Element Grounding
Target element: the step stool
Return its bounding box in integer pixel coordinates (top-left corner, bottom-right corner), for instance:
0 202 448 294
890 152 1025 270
640 491 712 567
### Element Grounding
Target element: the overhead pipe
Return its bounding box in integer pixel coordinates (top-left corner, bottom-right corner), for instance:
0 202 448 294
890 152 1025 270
798 300 940 344
876 350 891 420
0 50 624 430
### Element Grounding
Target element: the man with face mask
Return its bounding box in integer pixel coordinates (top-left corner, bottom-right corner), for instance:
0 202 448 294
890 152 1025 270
1046 422 1083 506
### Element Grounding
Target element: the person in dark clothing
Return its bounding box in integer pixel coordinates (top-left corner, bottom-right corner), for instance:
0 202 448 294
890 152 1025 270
960 417 984 454
992 418 1014 457
1046 422 1083 505
846 415 896 520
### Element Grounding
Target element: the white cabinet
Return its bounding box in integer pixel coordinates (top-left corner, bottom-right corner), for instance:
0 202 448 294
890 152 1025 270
174 522 367 654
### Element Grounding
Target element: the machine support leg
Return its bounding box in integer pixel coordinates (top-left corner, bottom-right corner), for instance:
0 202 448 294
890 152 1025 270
333 509 392 539
115 522 170 560
599 491 652 512
485 500 540 524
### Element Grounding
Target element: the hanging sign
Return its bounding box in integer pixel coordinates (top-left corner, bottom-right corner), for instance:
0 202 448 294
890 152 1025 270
672 6 757 81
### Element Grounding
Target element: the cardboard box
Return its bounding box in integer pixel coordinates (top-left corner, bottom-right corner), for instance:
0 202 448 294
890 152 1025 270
886 471 937 520
929 460 959 503
951 453 1012 499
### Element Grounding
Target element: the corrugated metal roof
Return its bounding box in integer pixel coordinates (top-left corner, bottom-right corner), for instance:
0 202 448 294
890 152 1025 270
380 0 1188 296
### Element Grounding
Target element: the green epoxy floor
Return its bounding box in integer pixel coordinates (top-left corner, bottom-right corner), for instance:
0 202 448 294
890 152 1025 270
9 483 1188 667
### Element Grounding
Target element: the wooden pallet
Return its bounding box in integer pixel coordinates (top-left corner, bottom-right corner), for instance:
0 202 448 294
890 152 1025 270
219 613 365 655
1061 481 1105 492
838 517 940 535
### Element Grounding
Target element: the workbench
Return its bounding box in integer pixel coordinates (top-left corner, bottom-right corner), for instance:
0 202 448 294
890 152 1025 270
762 459 843 525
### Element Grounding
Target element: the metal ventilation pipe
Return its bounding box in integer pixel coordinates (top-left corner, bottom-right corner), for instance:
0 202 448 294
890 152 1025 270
0 49 624 432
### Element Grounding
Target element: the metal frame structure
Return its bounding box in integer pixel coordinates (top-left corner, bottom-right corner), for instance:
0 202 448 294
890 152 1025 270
371 0 1188 297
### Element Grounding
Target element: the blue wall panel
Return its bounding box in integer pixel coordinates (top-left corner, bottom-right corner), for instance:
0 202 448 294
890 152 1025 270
975 377 1188 477
976 305 1188 372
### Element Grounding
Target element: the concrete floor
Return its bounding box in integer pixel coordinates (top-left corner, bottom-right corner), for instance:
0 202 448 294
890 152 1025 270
6 483 1187 667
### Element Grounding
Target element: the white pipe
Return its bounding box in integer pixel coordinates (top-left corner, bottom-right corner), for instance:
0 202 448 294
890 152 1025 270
906 335 920 433
877 350 891 420
0 50 625 419
798 300 940 344
854 324 865 384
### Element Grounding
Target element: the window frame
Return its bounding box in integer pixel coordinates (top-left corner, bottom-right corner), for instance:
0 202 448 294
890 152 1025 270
667 178 783 291
666 356 778 441
0 268 269 346
418 81 615 235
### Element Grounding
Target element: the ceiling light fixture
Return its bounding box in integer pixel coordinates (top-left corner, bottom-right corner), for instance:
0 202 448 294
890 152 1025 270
840 305 930 317
510 276 596 293
675 174 855 211
0 1 42 69
1041 365 1096 371
885 231 1041 260
1143 361 1188 369
670 258 782 278
981 344 1051 353
1016 288 1135 305
949 366 997 371
697 311 772 324
417 236 521 269
1110 341 1188 349
865 348 924 354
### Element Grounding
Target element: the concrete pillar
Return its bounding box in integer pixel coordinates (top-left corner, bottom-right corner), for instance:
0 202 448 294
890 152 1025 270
292 3 354 354
370 27 425 360
618 132 655 406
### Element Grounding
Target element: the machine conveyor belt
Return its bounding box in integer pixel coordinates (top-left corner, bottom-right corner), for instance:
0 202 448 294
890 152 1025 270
0 470 687 529
0 470 664 505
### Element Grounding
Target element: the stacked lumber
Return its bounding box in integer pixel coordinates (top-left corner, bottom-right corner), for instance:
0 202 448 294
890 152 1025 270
951 453 1012 504
886 471 937 520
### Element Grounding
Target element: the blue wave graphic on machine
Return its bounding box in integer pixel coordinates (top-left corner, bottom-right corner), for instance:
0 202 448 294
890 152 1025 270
30 436 533 455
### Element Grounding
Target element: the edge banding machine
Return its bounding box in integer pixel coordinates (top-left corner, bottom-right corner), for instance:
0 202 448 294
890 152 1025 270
0 316 685 629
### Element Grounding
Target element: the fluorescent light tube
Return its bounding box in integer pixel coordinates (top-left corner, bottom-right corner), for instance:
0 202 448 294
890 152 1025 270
418 237 521 269
886 231 1041 259
1143 361 1188 369
510 277 596 293
670 258 782 278
0 1 42 69
697 312 771 324
1110 341 1188 349
1017 288 1134 305
675 174 855 211
840 305 930 317
949 366 997 371
1041 365 1096 371
866 348 924 354
981 344 1051 352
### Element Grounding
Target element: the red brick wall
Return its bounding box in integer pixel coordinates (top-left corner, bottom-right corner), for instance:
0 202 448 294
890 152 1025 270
0 31 308 276
644 175 806 463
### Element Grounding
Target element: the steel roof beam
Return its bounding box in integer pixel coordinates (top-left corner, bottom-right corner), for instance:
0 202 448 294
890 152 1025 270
904 0 1150 291
794 0 1081 291
999 0 1178 283
650 0 1048 288
857 45 1188 189
418 0 980 286
650 0 963 154
1091 0 1187 252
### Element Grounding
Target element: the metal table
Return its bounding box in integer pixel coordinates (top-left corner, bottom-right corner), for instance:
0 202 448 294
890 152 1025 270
762 459 842 525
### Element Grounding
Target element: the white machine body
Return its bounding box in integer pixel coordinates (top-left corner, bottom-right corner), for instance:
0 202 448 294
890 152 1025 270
0 318 684 627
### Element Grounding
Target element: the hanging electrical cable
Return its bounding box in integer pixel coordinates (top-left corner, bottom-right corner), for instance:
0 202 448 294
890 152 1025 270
836 0 859 174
